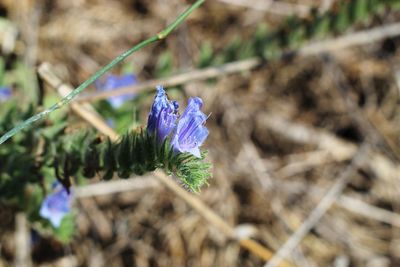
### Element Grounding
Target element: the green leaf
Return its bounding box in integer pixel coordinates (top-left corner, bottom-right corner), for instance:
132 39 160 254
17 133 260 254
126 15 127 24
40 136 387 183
156 51 174 77
198 42 214 68
40 122 67 139
54 213 75 243
352 0 369 21
334 3 351 32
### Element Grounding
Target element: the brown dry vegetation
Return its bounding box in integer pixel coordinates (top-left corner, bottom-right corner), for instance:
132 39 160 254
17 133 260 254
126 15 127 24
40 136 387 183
1 0 400 266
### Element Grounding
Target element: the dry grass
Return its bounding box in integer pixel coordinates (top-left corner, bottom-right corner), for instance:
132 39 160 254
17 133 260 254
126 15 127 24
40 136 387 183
1 0 400 266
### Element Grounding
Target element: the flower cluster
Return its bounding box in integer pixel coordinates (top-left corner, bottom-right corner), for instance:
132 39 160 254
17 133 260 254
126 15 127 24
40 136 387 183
37 86 209 229
147 86 209 158
39 182 72 228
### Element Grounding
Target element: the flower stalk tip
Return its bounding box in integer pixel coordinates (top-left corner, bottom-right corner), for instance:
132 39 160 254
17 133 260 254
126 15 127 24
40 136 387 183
147 86 209 158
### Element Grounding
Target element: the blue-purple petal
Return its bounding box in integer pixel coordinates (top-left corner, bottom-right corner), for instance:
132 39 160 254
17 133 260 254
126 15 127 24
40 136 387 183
171 97 209 158
95 74 137 108
156 105 178 142
39 182 72 228
0 86 12 102
147 86 178 142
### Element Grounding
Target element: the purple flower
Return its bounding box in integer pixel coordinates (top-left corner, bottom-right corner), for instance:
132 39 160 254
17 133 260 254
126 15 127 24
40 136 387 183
39 182 72 228
106 118 115 128
0 86 12 102
95 74 137 108
147 86 179 142
171 97 209 158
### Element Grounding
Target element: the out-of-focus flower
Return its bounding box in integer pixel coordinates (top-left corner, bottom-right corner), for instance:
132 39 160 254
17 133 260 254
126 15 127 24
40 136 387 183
171 97 209 158
106 118 115 128
39 182 72 228
95 74 137 108
0 86 12 102
147 86 179 142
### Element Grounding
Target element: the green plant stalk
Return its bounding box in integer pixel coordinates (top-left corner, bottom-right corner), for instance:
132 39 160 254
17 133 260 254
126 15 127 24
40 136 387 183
0 0 205 145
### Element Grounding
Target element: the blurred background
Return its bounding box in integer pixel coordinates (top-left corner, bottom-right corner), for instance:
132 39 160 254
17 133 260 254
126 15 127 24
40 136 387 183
1 0 400 266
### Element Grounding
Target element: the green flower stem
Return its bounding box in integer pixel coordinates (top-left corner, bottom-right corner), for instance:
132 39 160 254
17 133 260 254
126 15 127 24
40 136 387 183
0 0 205 145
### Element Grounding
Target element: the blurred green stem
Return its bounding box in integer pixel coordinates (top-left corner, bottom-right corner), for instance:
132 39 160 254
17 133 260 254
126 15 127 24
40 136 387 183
0 0 205 145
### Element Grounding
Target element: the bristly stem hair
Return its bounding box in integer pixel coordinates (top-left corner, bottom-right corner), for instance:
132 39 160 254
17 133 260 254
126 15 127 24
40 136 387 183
0 0 205 145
